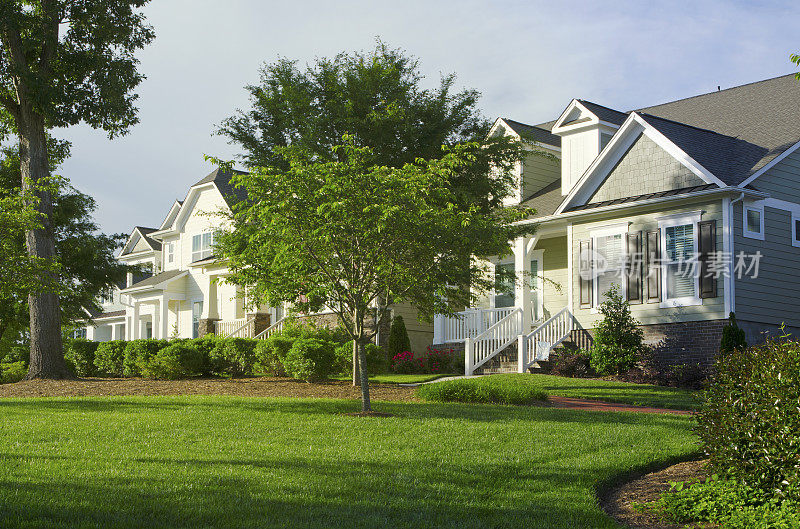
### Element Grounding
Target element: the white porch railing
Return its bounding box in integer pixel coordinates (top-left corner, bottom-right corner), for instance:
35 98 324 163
518 307 573 373
255 316 286 340
464 308 522 375
436 307 517 344
215 317 256 338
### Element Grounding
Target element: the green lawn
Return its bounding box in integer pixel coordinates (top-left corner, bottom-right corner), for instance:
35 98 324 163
332 373 457 384
0 396 698 528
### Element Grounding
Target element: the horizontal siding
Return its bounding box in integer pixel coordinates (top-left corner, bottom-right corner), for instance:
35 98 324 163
391 302 433 353
538 235 568 318
753 148 800 203
733 204 800 326
571 200 726 328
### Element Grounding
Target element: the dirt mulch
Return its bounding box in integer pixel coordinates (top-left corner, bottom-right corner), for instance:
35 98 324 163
600 459 708 529
547 396 692 415
0 377 418 401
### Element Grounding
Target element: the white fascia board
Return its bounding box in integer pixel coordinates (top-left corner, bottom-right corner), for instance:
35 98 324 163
120 271 188 294
171 182 220 234
488 117 519 139
738 139 800 188
551 99 599 134
118 229 140 257
157 200 184 231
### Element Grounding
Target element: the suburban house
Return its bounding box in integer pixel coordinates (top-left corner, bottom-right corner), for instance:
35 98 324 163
433 74 800 375
78 169 434 350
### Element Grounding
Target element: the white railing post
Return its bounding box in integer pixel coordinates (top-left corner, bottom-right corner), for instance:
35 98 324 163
517 334 526 373
464 337 473 376
433 314 445 345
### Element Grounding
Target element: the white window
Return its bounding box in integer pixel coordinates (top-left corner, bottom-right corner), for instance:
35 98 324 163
743 204 764 240
192 301 203 338
792 214 800 248
658 212 702 307
166 242 175 264
99 289 114 304
590 224 628 307
191 232 213 262
493 262 515 308
530 251 544 322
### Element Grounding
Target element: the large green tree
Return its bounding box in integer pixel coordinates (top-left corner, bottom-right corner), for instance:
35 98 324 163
0 0 154 378
214 141 531 412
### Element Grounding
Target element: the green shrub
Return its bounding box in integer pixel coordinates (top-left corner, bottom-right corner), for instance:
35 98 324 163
281 338 336 382
386 316 411 359
0 361 27 384
589 284 644 375
64 339 99 377
650 475 800 529
696 336 800 498
719 312 747 354
334 341 388 376
550 349 593 378
140 342 206 379
1 344 29 365
93 340 127 377
254 339 287 376
190 336 218 375
210 337 257 377
123 339 168 377
416 375 547 405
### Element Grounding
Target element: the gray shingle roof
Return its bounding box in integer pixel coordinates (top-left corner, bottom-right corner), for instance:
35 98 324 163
123 269 186 291
520 179 566 218
502 118 561 148
577 100 629 126
135 226 161 251
566 184 718 212
638 74 800 183
194 168 248 207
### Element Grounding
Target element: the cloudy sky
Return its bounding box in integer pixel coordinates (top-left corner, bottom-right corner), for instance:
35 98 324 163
55 0 800 235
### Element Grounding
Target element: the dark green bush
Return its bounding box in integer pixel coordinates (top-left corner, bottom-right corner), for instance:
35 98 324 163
254 339 287 376
123 339 168 377
190 336 218 375
550 349 593 378
696 336 800 498
416 375 547 405
589 284 644 375
140 342 206 379
281 338 336 382
334 341 388 376
64 339 99 377
720 312 747 354
0 361 27 384
386 315 411 359
93 340 127 377
210 338 257 377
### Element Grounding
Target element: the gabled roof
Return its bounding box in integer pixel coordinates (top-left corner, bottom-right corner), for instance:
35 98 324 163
577 100 628 126
500 118 561 148
193 167 248 208
121 269 187 292
120 226 161 256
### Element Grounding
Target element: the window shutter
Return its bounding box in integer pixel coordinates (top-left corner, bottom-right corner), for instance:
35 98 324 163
646 230 661 303
579 239 592 308
698 220 717 299
626 231 643 303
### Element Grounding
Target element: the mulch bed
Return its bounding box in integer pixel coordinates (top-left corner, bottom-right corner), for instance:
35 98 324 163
0 377 418 401
600 459 708 529
547 396 692 415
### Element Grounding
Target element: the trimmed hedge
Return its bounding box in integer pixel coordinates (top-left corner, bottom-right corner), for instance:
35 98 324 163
254 339 288 376
282 338 336 382
65 339 100 377
93 340 127 377
123 339 168 377
416 375 547 405
140 342 207 380
210 338 257 377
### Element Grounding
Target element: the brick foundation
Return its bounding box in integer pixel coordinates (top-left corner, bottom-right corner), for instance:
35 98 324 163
198 318 219 338
249 312 271 336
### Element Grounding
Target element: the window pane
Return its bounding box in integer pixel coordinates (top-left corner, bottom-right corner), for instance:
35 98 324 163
203 232 212 248
666 263 695 299
795 219 800 242
494 263 515 308
746 209 761 234
192 234 201 252
665 225 694 260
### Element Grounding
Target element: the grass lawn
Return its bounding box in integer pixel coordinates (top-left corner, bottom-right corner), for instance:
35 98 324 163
332 373 457 384
0 396 698 528
523 374 700 410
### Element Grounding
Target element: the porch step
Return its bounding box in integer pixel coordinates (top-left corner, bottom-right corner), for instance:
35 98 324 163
474 343 518 375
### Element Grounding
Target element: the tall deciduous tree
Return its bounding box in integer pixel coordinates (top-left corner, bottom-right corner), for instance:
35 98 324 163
214 141 532 412
0 1 154 378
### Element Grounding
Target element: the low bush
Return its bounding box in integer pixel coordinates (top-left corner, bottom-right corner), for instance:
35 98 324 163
550 349 593 378
93 340 127 377
650 475 800 529
140 342 206 379
0 361 27 384
64 339 99 377
416 375 547 405
696 335 800 498
281 338 336 382
589 284 645 375
719 312 747 354
391 347 460 374
254 337 290 376
210 338 257 377
334 341 388 376
123 339 168 377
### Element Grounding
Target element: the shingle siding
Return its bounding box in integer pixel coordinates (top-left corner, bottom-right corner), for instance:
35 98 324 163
589 133 706 203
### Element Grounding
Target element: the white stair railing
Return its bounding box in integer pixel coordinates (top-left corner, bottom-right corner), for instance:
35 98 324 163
464 308 522 375
518 307 573 373
216 317 255 338
437 307 516 344
254 316 286 340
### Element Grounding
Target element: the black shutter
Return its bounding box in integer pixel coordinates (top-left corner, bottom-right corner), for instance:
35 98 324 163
579 239 592 308
698 220 717 299
626 231 643 303
646 230 661 303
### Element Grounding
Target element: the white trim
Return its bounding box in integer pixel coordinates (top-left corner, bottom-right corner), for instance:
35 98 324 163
722 197 732 316
792 212 800 249
657 211 703 308
529 249 545 323
738 139 800 188
760 197 800 215
742 203 765 240
567 223 574 314
590 223 629 308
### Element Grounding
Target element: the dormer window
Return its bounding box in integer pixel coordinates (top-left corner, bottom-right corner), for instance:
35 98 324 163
192 232 213 262
743 204 764 240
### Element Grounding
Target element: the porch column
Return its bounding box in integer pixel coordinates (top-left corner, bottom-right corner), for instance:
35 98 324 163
432 315 445 345
131 302 140 340
86 325 95 341
160 296 171 339
514 236 532 333
111 323 122 341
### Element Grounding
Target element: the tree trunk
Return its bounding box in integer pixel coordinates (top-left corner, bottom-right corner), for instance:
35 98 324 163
351 338 360 386
18 106 70 380
352 309 371 411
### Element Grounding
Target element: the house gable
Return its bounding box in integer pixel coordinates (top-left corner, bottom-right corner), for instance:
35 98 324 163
588 133 707 203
